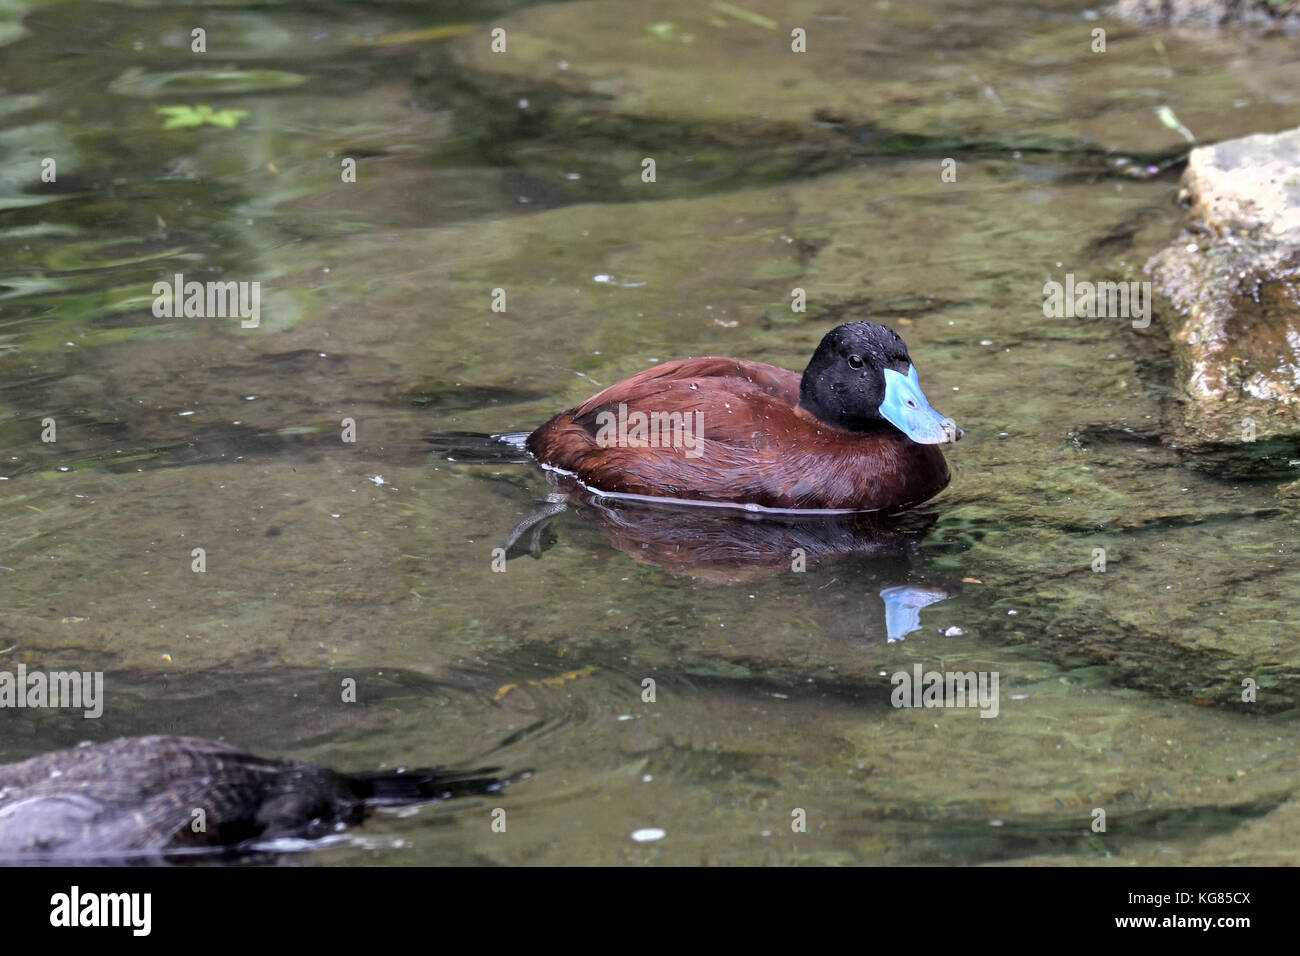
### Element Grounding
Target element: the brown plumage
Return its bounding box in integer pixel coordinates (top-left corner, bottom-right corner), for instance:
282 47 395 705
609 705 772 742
526 341 955 513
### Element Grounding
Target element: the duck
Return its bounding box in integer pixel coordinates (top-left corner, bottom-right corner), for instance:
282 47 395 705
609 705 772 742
0 735 515 860
525 320 961 513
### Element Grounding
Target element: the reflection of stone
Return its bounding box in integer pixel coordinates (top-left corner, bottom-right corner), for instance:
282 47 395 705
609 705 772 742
1145 127 1300 446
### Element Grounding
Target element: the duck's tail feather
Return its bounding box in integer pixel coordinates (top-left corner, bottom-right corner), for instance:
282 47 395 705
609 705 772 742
346 766 526 806
493 432 531 452
424 430 532 464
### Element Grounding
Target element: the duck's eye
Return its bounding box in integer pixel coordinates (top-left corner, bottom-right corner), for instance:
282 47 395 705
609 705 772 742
848 354 864 369
906 399 918 409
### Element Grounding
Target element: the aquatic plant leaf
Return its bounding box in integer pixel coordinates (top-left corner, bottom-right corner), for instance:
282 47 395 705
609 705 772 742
365 24 478 46
156 105 249 130
711 3 777 29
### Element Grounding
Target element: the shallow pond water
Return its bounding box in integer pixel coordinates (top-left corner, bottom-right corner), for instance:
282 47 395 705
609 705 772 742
1 0 1299 865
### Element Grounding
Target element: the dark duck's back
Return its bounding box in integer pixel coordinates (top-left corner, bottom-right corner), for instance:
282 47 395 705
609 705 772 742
526 321 961 513
0 735 508 860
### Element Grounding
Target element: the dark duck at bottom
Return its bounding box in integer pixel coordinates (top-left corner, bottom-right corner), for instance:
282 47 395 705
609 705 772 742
526 320 962 513
0 735 513 861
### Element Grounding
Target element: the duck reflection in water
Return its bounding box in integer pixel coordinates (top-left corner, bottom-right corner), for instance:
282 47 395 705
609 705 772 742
502 475 954 644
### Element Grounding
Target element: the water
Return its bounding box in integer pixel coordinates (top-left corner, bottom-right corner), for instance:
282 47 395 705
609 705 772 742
1 0 1298 864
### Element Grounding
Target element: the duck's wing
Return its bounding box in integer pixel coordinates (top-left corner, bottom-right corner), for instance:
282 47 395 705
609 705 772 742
527 359 845 505
565 357 800 422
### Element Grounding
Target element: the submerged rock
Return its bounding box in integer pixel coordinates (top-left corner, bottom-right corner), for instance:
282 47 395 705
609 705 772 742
439 0 1264 177
1145 127 1300 448
1115 0 1300 27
